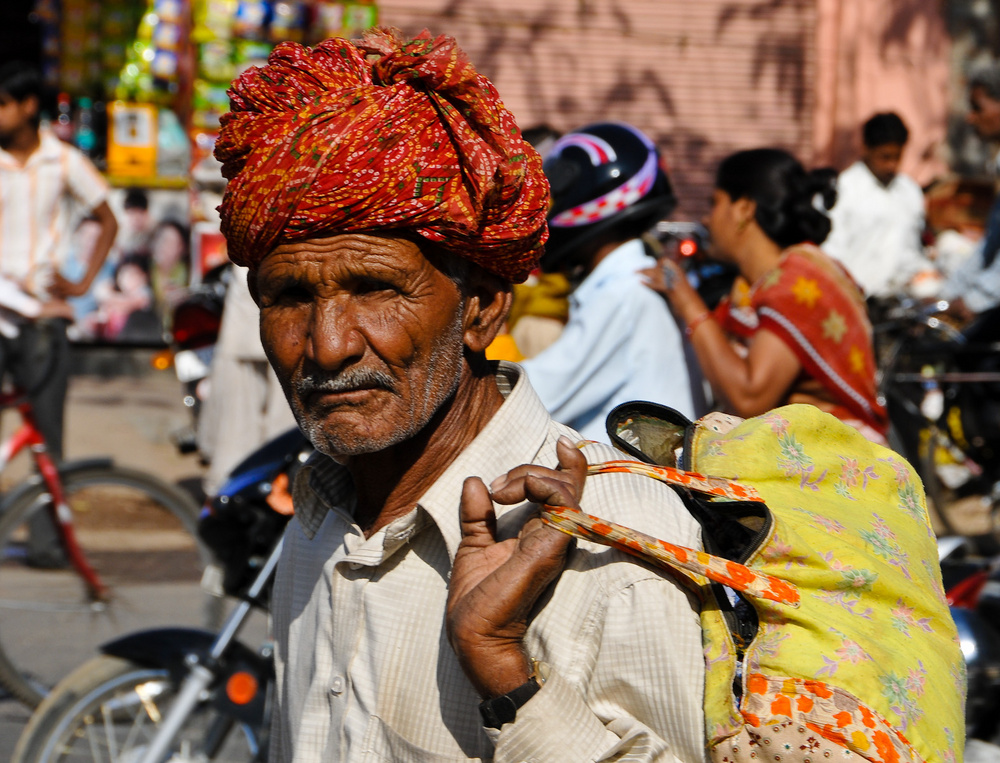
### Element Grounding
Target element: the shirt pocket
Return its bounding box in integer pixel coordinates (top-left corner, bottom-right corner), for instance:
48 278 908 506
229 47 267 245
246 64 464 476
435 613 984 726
360 715 489 762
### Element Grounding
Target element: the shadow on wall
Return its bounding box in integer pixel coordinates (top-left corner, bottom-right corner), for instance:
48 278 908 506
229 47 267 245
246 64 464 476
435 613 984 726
391 0 949 217
716 0 811 120
400 0 817 219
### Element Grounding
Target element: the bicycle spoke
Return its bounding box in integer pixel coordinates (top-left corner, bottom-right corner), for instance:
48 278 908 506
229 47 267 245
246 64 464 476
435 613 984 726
83 725 101 763
117 698 146 758
14 657 260 762
0 466 219 707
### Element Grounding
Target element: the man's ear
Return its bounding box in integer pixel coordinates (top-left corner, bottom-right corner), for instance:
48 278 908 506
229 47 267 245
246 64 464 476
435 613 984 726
247 268 261 306
462 275 513 354
22 94 39 121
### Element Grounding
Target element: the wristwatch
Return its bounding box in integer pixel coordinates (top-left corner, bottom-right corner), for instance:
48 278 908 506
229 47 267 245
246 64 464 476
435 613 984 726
478 676 541 729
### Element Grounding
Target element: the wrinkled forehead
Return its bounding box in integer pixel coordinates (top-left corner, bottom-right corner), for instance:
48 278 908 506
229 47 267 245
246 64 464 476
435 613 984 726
266 228 473 277
255 230 438 277
249 231 483 315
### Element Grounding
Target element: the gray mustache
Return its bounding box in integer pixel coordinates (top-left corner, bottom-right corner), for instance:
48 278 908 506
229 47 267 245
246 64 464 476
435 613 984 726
295 367 396 396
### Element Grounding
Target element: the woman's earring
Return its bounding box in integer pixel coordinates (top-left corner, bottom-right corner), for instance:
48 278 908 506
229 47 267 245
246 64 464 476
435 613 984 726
736 217 750 234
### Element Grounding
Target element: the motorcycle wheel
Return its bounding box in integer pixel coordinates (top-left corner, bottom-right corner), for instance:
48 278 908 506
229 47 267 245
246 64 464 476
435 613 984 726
12 654 263 762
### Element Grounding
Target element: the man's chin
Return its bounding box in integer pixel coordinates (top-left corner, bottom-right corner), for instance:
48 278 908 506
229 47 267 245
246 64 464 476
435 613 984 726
312 438 389 459
299 416 411 460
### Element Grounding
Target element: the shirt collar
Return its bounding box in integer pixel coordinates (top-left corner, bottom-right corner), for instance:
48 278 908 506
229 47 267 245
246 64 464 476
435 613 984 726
294 362 553 562
856 159 900 191
0 128 64 170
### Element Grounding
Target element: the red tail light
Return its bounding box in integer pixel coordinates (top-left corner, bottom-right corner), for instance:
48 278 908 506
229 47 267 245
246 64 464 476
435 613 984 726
947 569 989 607
226 671 259 705
678 239 698 258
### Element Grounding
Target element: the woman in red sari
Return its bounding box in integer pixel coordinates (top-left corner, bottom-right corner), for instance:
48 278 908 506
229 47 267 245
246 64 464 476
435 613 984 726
643 148 887 442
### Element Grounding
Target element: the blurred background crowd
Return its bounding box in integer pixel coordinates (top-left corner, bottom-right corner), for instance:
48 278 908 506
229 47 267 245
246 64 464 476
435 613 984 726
0 0 993 343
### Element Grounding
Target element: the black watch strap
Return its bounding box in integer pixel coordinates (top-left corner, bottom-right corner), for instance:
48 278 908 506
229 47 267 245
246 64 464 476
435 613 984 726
478 677 542 729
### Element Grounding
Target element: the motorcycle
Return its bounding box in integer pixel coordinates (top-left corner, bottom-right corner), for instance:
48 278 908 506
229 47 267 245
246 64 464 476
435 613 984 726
939 536 1000 749
12 426 312 763
166 263 231 456
653 220 738 310
873 297 1000 545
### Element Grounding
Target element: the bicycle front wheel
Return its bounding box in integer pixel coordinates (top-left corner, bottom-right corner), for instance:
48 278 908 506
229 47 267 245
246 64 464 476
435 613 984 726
12 655 261 763
0 464 221 708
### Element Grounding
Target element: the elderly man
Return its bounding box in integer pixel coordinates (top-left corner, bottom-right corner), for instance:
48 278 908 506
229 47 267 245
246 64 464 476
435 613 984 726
216 29 706 762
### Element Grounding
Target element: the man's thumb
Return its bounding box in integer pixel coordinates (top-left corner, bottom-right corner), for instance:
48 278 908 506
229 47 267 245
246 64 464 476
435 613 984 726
459 476 497 543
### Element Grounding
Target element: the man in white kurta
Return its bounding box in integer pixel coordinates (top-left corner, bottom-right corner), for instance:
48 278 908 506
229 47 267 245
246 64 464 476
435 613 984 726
823 112 926 299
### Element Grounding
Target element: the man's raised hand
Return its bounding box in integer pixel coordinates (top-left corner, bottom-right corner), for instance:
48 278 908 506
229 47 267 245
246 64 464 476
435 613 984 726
446 436 587 699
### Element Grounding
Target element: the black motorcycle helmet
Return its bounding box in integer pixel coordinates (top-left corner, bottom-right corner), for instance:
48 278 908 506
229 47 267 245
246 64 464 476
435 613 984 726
540 122 677 273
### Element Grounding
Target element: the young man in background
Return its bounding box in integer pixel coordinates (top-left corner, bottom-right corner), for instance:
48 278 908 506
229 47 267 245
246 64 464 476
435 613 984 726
0 62 117 566
823 111 926 299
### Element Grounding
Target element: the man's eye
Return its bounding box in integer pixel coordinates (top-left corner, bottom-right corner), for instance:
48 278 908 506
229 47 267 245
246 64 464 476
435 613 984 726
267 284 311 306
355 278 398 295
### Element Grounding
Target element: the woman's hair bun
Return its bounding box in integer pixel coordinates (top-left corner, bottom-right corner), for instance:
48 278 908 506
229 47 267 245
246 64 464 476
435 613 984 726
806 167 838 212
716 148 836 248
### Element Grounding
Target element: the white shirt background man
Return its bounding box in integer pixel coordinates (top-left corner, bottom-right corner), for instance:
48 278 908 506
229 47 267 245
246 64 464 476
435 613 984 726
823 112 926 299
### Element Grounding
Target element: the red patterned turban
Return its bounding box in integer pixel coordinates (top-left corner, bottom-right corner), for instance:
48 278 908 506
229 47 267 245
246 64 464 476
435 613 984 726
214 27 549 282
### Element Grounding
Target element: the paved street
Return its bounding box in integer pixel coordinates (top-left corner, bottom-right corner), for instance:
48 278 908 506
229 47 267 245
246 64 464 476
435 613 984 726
0 364 207 759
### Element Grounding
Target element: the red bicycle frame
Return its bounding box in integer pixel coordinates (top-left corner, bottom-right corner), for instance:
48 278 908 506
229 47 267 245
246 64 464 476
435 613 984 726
0 391 109 600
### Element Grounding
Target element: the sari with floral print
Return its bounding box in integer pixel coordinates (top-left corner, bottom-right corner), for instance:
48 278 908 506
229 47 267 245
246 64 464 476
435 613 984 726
714 243 887 438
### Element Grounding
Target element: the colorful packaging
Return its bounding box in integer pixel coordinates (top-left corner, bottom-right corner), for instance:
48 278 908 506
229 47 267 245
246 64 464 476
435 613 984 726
270 0 306 43
233 0 270 41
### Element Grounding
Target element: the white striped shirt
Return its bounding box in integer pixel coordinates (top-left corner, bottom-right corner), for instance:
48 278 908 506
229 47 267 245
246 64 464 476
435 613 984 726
0 129 108 298
271 362 708 762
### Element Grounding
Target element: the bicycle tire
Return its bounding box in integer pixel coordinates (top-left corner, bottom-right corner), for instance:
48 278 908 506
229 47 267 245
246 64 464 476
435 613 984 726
12 654 261 763
0 464 222 708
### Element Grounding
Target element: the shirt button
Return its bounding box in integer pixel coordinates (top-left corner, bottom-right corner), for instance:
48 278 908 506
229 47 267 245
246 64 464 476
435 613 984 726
330 676 345 695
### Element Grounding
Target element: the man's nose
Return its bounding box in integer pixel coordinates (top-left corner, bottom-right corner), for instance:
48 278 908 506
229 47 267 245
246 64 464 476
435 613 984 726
306 299 366 370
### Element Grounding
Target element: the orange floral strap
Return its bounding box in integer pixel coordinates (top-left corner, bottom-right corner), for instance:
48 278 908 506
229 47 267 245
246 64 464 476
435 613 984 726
588 460 764 504
539 461 799 606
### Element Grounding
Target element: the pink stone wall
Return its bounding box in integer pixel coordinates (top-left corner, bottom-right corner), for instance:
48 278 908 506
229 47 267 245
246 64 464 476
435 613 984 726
813 0 952 183
378 0 818 221
376 1 952 216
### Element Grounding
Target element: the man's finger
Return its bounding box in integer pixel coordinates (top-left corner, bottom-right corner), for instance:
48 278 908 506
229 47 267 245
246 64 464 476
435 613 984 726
521 473 580 510
459 476 498 546
489 467 574 505
490 437 587 501
555 436 587 498
494 436 587 507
